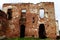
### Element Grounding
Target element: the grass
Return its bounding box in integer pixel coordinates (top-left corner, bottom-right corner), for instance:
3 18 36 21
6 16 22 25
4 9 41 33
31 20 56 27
0 37 52 40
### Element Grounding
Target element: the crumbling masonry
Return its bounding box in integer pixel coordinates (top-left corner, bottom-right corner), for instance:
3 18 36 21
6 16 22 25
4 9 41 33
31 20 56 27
0 2 57 38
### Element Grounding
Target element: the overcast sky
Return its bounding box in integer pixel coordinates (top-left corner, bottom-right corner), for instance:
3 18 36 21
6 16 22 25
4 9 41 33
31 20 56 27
0 0 60 30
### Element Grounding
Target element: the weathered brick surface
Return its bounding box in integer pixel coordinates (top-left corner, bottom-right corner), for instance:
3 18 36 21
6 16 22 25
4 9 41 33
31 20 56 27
0 10 7 38
2 2 57 38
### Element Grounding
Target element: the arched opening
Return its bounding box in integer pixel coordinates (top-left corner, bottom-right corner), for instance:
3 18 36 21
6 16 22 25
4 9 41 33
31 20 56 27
7 9 12 20
20 9 26 38
39 24 47 39
20 25 25 38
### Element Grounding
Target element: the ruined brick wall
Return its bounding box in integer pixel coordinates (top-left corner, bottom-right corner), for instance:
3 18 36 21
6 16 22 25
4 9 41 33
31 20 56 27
2 4 20 38
37 2 56 38
0 10 7 38
2 2 57 38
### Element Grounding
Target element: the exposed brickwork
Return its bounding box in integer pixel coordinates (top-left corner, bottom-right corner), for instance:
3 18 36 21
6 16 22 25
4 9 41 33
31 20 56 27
0 10 7 38
2 2 57 38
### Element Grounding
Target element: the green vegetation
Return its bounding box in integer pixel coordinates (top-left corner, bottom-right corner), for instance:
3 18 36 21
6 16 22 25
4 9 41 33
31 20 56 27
0 37 52 40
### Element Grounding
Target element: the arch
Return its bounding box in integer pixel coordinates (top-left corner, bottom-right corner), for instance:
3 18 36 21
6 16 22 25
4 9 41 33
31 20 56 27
39 24 47 39
20 24 25 38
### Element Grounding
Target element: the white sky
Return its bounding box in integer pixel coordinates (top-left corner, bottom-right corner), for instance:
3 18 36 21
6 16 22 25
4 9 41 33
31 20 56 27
0 0 60 30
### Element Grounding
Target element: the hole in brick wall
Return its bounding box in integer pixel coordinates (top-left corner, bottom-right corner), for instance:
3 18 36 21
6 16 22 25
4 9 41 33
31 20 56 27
21 9 26 24
33 17 35 23
22 9 26 13
7 9 12 20
39 9 44 18
20 24 25 38
39 24 47 39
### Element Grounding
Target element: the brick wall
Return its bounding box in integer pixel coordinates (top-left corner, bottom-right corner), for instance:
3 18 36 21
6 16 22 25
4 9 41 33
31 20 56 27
2 2 57 38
